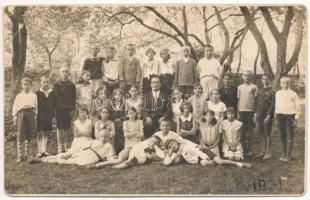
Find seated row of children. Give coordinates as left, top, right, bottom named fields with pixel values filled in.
left=30, top=107, right=250, bottom=169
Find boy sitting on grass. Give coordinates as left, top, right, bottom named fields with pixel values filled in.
left=112, top=135, right=165, bottom=169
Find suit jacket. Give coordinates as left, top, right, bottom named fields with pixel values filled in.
left=142, top=90, right=173, bottom=120
left=119, top=57, right=142, bottom=86
left=36, top=90, right=56, bottom=121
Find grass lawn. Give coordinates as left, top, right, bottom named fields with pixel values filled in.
left=4, top=125, right=305, bottom=196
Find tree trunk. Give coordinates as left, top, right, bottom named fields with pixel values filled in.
left=7, top=7, right=27, bottom=115
left=237, top=46, right=242, bottom=73
left=48, top=52, right=52, bottom=71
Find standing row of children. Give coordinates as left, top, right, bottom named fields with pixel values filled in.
left=12, top=43, right=300, bottom=164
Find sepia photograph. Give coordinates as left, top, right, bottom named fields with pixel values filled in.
left=2, top=2, right=307, bottom=196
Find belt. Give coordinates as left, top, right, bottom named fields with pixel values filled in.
left=84, top=146, right=105, bottom=162
left=200, top=75, right=219, bottom=79
left=18, top=107, right=35, bottom=113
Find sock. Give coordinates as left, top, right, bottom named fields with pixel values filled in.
left=237, top=162, right=243, bottom=168
left=57, top=130, right=64, bottom=153
left=37, top=132, right=42, bottom=153
left=17, top=141, right=22, bottom=159
left=24, top=140, right=29, bottom=157
left=42, top=136, right=48, bottom=153
left=63, top=130, right=69, bottom=150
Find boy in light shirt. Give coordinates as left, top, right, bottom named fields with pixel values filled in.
left=237, top=69, right=257, bottom=158
left=275, top=76, right=299, bottom=162
left=197, top=44, right=222, bottom=96
left=102, top=46, right=120, bottom=98
left=12, top=77, right=38, bottom=162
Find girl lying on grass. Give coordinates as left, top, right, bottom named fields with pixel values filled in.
left=110, top=135, right=165, bottom=169
left=163, top=138, right=251, bottom=168
left=29, top=130, right=115, bottom=166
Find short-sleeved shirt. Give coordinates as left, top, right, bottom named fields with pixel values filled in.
left=154, top=131, right=186, bottom=149
left=220, top=119, right=242, bottom=144
left=237, top=84, right=257, bottom=112
left=207, top=101, right=227, bottom=120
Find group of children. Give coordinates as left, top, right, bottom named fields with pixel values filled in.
left=12, top=43, right=300, bottom=168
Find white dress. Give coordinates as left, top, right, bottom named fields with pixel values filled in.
left=70, top=119, right=93, bottom=154
left=221, top=119, right=243, bottom=159
left=207, top=100, right=226, bottom=120
left=172, top=100, right=183, bottom=121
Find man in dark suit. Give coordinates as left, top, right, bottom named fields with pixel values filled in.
left=142, top=75, right=172, bottom=138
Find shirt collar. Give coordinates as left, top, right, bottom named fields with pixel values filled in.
left=180, top=114, right=193, bottom=122
left=40, top=88, right=52, bottom=95
left=183, top=57, right=189, bottom=63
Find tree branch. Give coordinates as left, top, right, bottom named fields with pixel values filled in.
left=182, top=6, right=188, bottom=39
left=145, top=6, right=186, bottom=41
left=281, top=7, right=294, bottom=39
left=4, top=7, right=14, bottom=21
left=111, top=11, right=184, bottom=46
left=206, top=6, right=234, bottom=23
left=50, top=36, right=61, bottom=54
left=214, top=6, right=230, bottom=56
left=259, top=7, right=280, bottom=41
left=188, top=34, right=205, bottom=46
left=284, top=9, right=304, bottom=73
left=240, top=6, right=274, bottom=77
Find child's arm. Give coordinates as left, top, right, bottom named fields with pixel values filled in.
left=138, top=120, right=144, bottom=138
left=232, top=128, right=242, bottom=149
left=110, top=122, right=116, bottom=139
left=163, top=152, right=179, bottom=165
left=221, top=130, right=233, bottom=149
left=182, top=119, right=198, bottom=136
left=154, top=145, right=165, bottom=160
left=94, top=122, right=100, bottom=140
left=176, top=118, right=183, bottom=136
left=73, top=122, right=79, bottom=137
left=123, top=121, right=136, bottom=138
left=12, top=94, right=20, bottom=126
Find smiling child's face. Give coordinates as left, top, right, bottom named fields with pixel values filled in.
left=79, top=110, right=88, bottom=119
left=160, top=121, right=170, bottom=134
left=168, top=141, right=180, bottom=153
